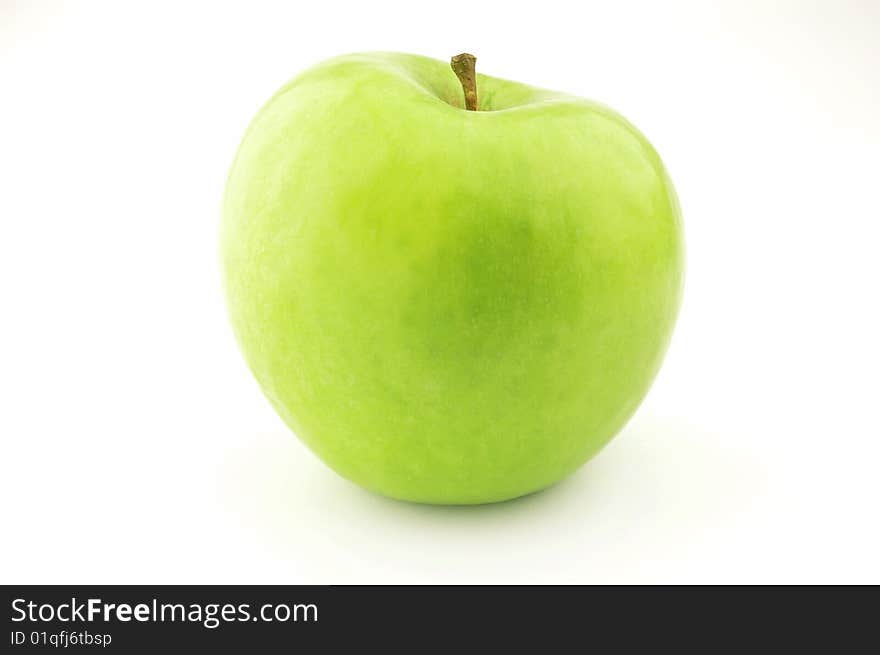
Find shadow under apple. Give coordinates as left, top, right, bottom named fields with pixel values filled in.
left=217, top=414, right=764, bottom=583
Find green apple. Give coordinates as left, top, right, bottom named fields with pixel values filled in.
left=221, top=52, right=684, bottom=504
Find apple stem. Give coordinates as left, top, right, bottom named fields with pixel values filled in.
left=451, top=53, right=478, bottom=111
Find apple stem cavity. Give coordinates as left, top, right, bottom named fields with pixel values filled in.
left=451, top=53, right=478, bottom=111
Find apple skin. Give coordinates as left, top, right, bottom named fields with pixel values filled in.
left=222, top=52, right=684, bottom=504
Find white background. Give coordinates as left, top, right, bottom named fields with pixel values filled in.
left=1, top=0, right=878, bottom=584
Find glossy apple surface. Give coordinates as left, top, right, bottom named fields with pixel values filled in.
left=222, top=52, right=684, bottom=504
